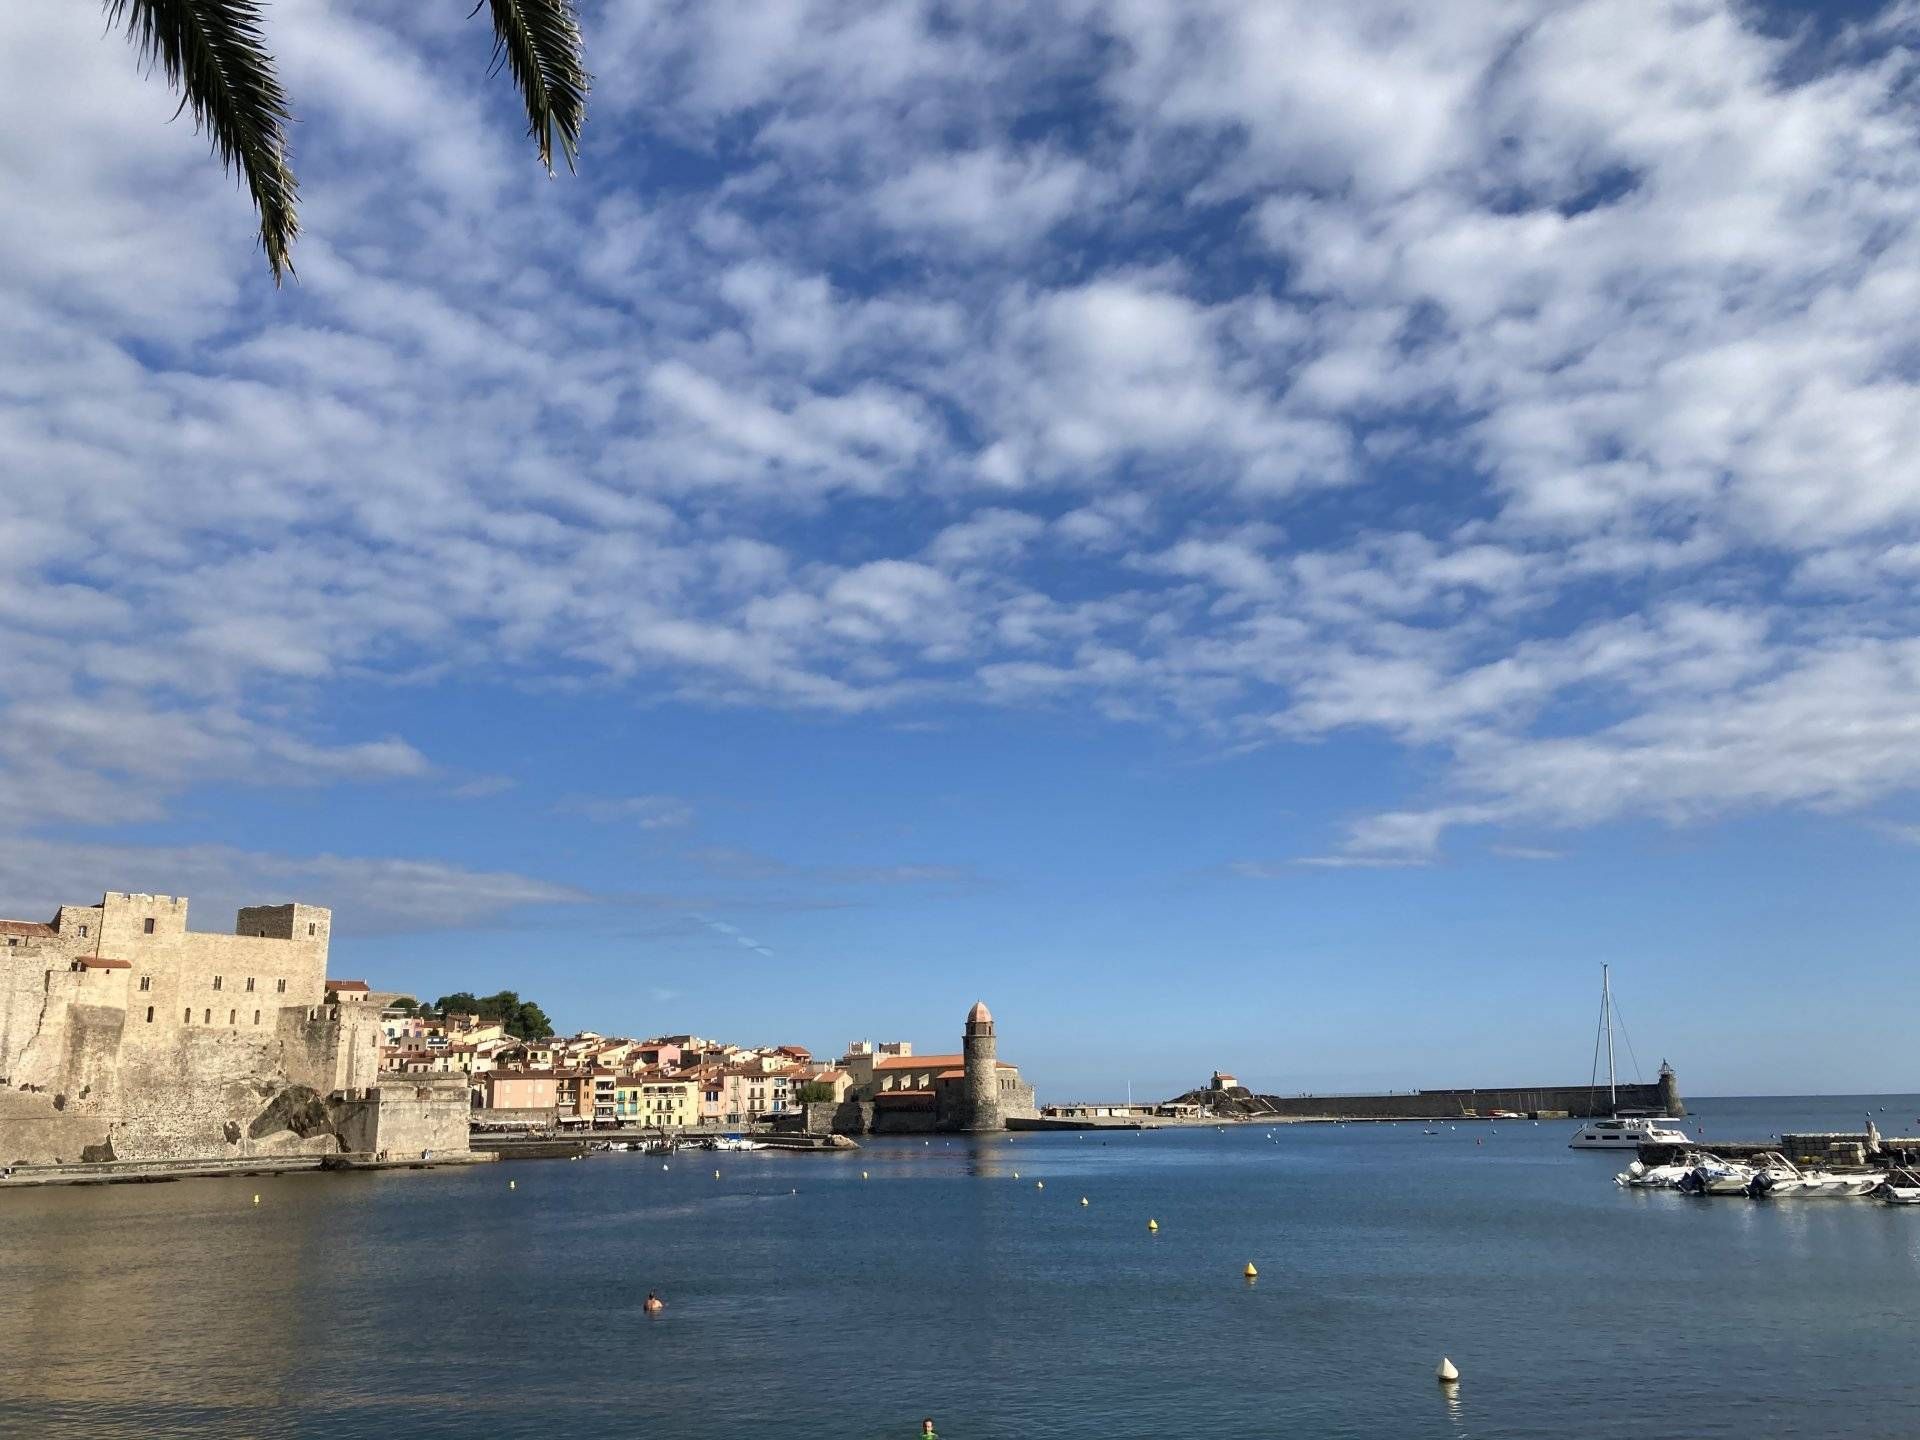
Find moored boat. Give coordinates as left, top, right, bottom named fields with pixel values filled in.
left=1568, top=965, right=1686, bottom=1149
left=1616, top=1156, right=1694, bottom=1189
left=1571, top=1114, right=1692, bottom=1149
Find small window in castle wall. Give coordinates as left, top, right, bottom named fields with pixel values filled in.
left=212, top=975, right=222, bottom=991
left=245, top=977, right=255, bottom=992
left=145, top=1006, right=154, bottom=1023
left=78, top=925, right=88, bottom=937
left=184, top=1008, right=192, bottom=1023
left=203, top=1008, right=211, bottom=1024
left=139, top=976, right=151, bottom=991
left=229, top=1009, right=236, bottom=1025
left=144, top=918, right=155, bottom=934
left=254, top=1010, right=261, bottom=1025
left=277, top=979, right=287, bottom=993
left=308, top=922, right=317, bottom=937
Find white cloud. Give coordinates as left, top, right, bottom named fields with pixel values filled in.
left=559, top=795, right=696, bottom=830
left=0, top=838, right=585, bottom=936
left=2, top=0, right=1920, bottom=878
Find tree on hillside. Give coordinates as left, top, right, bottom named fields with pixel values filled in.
left=102, top=0, right=589, bottom=282
left=432, top=989, right=553, bottom=1040
left=389, top=996, right=418, bottom=1014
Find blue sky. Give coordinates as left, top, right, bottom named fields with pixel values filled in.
left=3, top=1, right=1919, bottom=1098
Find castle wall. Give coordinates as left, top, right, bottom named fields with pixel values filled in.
left=332, top=1078, right=471, bottom=1157
left=0, top=892, right=377, bottom=1165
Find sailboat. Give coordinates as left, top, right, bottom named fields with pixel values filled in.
left=1568, top=964, right=1688, bottom=1150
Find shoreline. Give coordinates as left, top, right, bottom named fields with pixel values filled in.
left=0, top=1150, right=495, bottom=1189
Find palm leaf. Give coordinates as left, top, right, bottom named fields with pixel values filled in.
left=103, top=0, right=299, bottom=282
left=480, top=0, right=590, bottom=174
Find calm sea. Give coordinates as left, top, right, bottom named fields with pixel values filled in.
left=4, top=1094, right=1920, bottom=1438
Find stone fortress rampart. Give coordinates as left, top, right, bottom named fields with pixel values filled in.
left=0, top=891, right=462, bottom=1166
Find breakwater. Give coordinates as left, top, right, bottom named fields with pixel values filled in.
left=1189, top=1068, right=1683, bottom=1120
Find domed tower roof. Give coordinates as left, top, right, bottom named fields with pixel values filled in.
left=967, top=1000, right=992, bottom=1025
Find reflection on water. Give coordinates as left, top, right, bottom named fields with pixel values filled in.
left=5, top=1096, right=1920, bottom=1438
left=0, top=1179, right=330, bottom=1435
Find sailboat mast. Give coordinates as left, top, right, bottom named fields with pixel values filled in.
left=1603, top=963, right=1616, bottom=1109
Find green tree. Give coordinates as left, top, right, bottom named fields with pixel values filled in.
left=434, top=991, right=481, bottom=1017
left=389, top=996, right=418, bottom=1015
left=794, top=1082, right=838, bottom=1104
left=102, top=0, right=589, bottom=282
left=510, top=1001, right=554, bottom=1041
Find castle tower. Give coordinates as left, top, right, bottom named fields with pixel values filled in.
left=962, top=1000, right=1002, bottom=1132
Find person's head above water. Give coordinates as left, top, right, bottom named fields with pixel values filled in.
left=921, top=1420, right=936, bottom=1436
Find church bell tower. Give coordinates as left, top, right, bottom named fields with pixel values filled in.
left=962, top=1000, right=1002, bottom=1132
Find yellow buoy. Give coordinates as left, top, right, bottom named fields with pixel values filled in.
left=714, top=1169, right=721, bottom=1179
left=509, top=1179, right=516, bottom=1189
left=1147, top=1218, right=1159, bottom=1232
left=1080, top=1196, right=1089, bottom=1207
left=252, top=1194, right=260, bottom=1205
left=1244, top=1262, right=1258, bottom=1279
left=1013, top=1171, right=1020, bottom=1179
left=1036, top=1180, right=1044, bottom=1190
left=862, top=1171, right=869, bottom=1180
left=1437, top=1357, right=1460, bottom=1384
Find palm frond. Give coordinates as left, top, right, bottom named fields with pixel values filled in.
left=104, top=0, right=299, bottom=281
left=481, top=0, right=590, bottom=174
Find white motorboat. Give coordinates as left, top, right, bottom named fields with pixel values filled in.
left=702, top=1136, right=764, bottom=1152
left=1747, top=1154, right=1886, bottom=1199
left=1878, top=1170, right=1920, bottom=1205
left=1677, top=1157, right=1755, bottom=1195
left=1569, top=964, right=1688, bottom=1149
left=1615, top=1157, right=1694, bottom=1189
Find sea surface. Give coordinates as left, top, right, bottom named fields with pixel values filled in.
left=4, top=1094, right=1920, bottom=1438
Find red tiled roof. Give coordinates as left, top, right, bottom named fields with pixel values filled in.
left=872, top=1053, right=1018, bottom=1071
left=935, top=1069, right=964, bottom=1080
left=0, top=919, right=56, bottom=938
left=326, top=979, right=370, bottom=992
left=75, top=956, right=131, bottom=970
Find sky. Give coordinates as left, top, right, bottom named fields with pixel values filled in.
left=2, top=0, right=1918, bottom=1100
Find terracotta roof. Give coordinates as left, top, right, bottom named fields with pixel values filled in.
left=875, top=1053, right=964, bottom=1070
left=326, top=979, right=370, bottom=992
left=815, top=1069, right=849, bottom=1082
left=75, top=956, right=131, bottom=970
left=0, top=919, right=56, bottom=939
left=935, top=1069, right=964, bottom=1080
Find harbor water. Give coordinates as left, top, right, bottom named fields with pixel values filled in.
left=5, top=1094, right=1920, bottom=1438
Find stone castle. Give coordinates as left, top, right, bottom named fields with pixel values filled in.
left=0, top=891, right=464, bottom=1166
